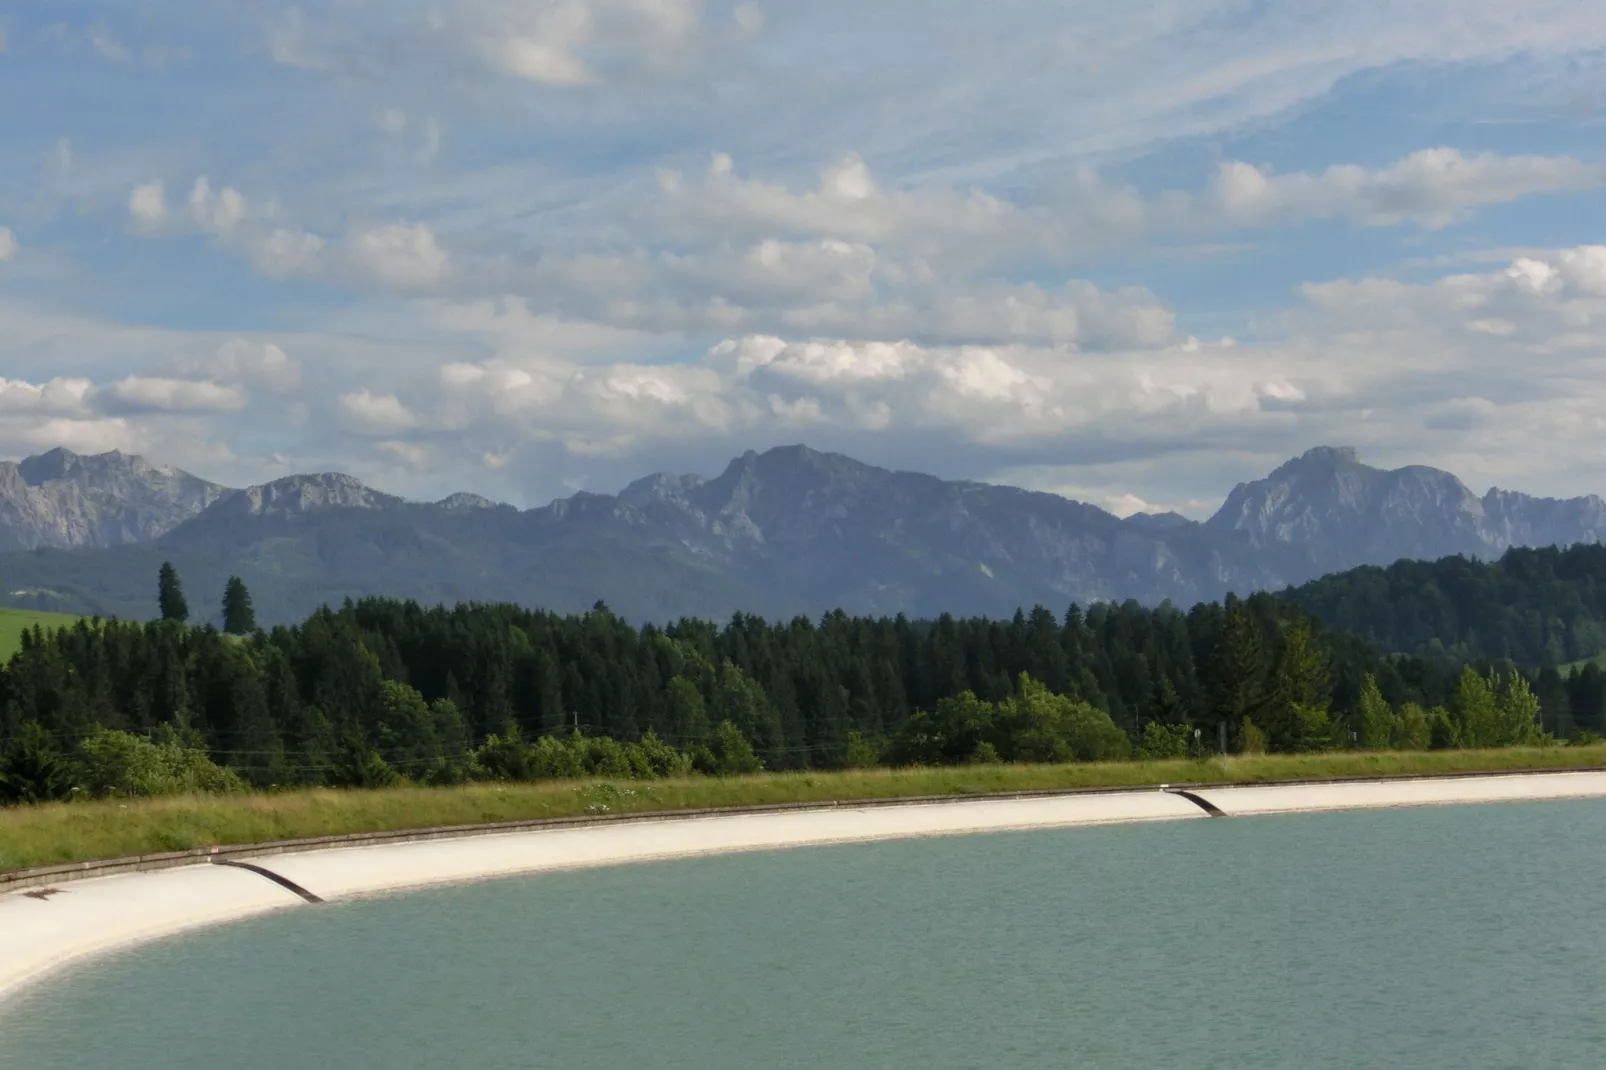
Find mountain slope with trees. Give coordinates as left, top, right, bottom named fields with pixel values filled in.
left=1283, top=543, right=1606, bottom=667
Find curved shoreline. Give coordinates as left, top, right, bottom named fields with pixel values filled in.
left=5, top=769, right=1606, bottom=1001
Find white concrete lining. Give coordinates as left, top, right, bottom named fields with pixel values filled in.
left=1194, top=770, right=1606, bottom=816
left=4, top=772, right=1606, bottom=1002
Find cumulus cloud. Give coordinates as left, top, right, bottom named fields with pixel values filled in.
left=125, top=177, right=468, bottom=293
left=1179, top=149, right=1605, bottom=230
left=89, top=24, right=131, bottom=64
left=655, top=148, right=1604, bottom=273
left=173, top=340, right=302, bottom=392
left=187, top=177, right=247, bottom=234
left=0, top=417, right=136, bottom=458
left=101, top=376, right=248, bottom=414
left=128, top=183, right=167, bottom=231
left=652, top=153, right=1135, bottom=267
left=117, top=139, right=1597, bottom=359
left=5, top=243, right=1606, bottom=515
left=340, top=389, right=419, bottom=433
left=252, top=228, right=327, bottom=279
left=468, top=0, right=706, bottom=84
left=345, top=222, right=450, bottom=289
left=0, top=376, right=93, bottom=415
left=276, top=240, right=1603, bottom=508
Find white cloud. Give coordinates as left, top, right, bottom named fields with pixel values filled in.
left=1180, top=149, right=1604, bottom=230
left=5, top=242, right=1606, bottom=514
left=187, top=177, right=248, bottom=234
left=0, top=227, right=15, bottom=262
left=128, top=183, right=167, bottom=230
left=103, top=377, right=248, bottom=414
left=340, top=389, right=419, bottom=433
left=186, top=340, right=302, bottom=392
left=252, top=227, right=327, bottom=279
left=377, top=439, right=429, bottom=468
left=468, top=0, right=707, bottom=85
left=655, top=148, right=1603, bottom=276
left=0, top=417, right=136, bottom=458
left=0, top=377, right=93, bottom=415
left=89, top=25, right=131, bottom=64
left=1559, top=247, right=1606, bottom=295
left=344, top=222, right=449, bottom=289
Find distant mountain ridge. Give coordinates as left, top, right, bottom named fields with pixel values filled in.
left=1, top=443, right=1603, bottom=625
left=1207, top=446, right=1606, bottom=571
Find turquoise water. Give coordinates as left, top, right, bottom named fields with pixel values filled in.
left=4, top=801, right=1606, bottom=1068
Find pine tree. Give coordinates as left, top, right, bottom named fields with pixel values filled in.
left=222, top=576, right=256, bottom=635
left=1450, top=667, right=1500, bottom=748
left=1267, top=613, right=1334, bottom=751
left=158, top=562, right=189, bottom=623
left=1209, top=599, right=1271, bottom=738
left=1355, top=673, right=1399, bottom=750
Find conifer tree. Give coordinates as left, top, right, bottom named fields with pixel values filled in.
left=1210, top=599, right=1271, bottom=737
left=222, top=576, right=256, bottom=635
left=1355, top=673, right=1398, bottom=750
left=157, top=562, right=189, bottom=623
left=1268, top=613, right=1334, bottom=750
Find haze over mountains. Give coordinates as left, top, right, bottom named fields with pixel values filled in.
left=2, top=444, right=1604, bottom=626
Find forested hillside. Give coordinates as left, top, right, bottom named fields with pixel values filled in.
left=0, top=560, right=1582, bottom=801
left=1284, top=544, right=1606, bottom=666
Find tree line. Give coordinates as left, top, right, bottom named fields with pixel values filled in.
left=0, top=563, right=1588, bottom=803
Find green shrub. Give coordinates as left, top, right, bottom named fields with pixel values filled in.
left=1137, top=722, right=1194, bottom=760
left=75, top=727, right=245, bottom=798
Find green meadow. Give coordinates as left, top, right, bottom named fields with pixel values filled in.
left=0, top=607, right=84, bottom=661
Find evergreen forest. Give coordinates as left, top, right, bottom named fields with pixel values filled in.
left=4, top=557, right=1597, bottom=803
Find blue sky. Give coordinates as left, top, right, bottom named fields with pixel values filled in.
left=1, top=1, right=1604, bottom=515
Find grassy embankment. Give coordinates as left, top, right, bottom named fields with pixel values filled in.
left=0, top=607, right=83, bottom=661
left=4, top=746, right=1605, bottom=874
left=1559, top=653, right=1606, bottom=675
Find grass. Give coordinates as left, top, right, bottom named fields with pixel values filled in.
left=4, top=746, right=1606, bottom=875
left=1558, top=652, right=1606, bottom=676
left=0, top=606, right=84, bottom=661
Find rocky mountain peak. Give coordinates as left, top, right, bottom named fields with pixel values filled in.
left=15, top=447, right=173, bottom=486
left=617, top=471, right=707, bottom=509
left=17, top=447, right=89, bottom=485
left=214, top=473, right=403, bottom=518
left=435, top=492, right=505, bottom=511
left=1285, top=445, right=1360, bottom=470
left=0, top=447, right=227, bottom=551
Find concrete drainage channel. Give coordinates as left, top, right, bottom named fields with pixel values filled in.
left=3, top=767, right=1605, bottom=896
left=198, top=785, right=1227, bottom=905
left=1162, top=787, right=1228, bottom=816
left=6, top=770, right=1606, bottom=1000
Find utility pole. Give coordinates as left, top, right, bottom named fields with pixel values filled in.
left=1218, top=720, right=1227, bottom=755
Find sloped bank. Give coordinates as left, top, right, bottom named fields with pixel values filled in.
left=5, top=770, right=1606, bottom=1000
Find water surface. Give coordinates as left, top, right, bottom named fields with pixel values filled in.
left=4, top=800, right=1605, bottom=1068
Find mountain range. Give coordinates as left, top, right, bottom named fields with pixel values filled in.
left=2, top=444, right=1603, bottom=626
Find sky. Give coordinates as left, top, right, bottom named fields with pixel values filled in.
left=1, top=1, right=1604, bottom=517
